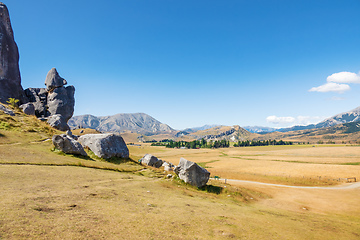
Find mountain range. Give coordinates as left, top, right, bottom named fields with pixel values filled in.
left=68, top=113, right=174, bottom=136
left=68, top=105, right=360, bottom=142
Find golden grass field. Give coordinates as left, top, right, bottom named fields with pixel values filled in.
left=129, top=144, right=360, bottom=186
left=1, top=109, right=360, bottom=239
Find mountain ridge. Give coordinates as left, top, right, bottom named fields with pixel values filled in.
left=68, top=113, right=174, bottom=136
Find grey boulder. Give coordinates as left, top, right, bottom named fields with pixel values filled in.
left=174, top=158, right=210, bottom=188
left=140, top=154, right=163, bottom=168
left=47, top=85, right=75, bottom=122
left=162, top=162, right=173, bottom=171
left=0, top=104, right=14, bottom=116
left=45, top=68, right=67, bottom=91
left=47, top=114, right=70, bottom=131
left=19, top=103, right=35, bottom=115
left=52, top=134, right=87, bottom=156
left=24, top=88, right=49, bottom=117
left=78, top=133, right=129, bottom=159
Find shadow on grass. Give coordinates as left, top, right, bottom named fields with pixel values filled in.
left=199, top=185, right=223, bottom=195
left=105, top=157, right=139, bottom=165
left=51, top=148, right=95, bottom=161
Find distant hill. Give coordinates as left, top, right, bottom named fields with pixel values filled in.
left=184, top=125, right=253, bottom=142
left=243, top=126, right=277, bottom=133
left=182, top=124, right=222, bottom=134
left=254, top=120, right=360, bottom=144
left=68, top=113, right=174, bottom=136
left=277, top=106, right=360, bottom=132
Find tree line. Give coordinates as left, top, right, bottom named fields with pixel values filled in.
left=152, top=139, right=230, bottom=149
left=151, top=139, right=293, bottom=149
left=233, top=139, right=293, bottom=147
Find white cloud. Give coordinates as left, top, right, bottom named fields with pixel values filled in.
left=266, top=115, right=325, bottom=126
left=308, top=82, right=350, bottom=93
left=327, top=71, right=360, bottom=83
left=266, top=116, right=295, bottom=124
left=309, top=71, right=360, bottom=94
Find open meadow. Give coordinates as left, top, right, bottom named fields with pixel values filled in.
left=1, top=111, right=360, bottom=239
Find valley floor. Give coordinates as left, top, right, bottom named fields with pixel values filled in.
left=1, top=164, right=359, bottom=240
left=1, top=120, right=360, bottom=239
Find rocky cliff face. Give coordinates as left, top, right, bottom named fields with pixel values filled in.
left=0, top=3, right=27, bottom=103
left=69, top=113, right=174, bottom=136
left=24, top=68, right=75, bottom=131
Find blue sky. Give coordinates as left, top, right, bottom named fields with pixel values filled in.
left=6, top=0, right=360, bottom=130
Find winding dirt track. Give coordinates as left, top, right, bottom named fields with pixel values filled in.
left=215, top=178, right=360, bottom=189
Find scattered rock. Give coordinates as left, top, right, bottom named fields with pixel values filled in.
left=78, top=133, right=129, bottom=159
left=19, top=103, right=35, bottom=115
left=162, top=162, right=173, bottom=171
left=0, top=3, right=28, bottom=104
left=166, top=174, right=173, bottom=179
left=47, top=114, right=70, bottom=131
left=52, top=134, right=87, bottom=156
left=140, top=154, right=163, bottom=168
left=0, top=104, right=14, bottom=116
left=174, top=158, right=210, bottom=188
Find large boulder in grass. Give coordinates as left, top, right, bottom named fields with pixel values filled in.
left=78, top=133, right=129, bottom=159
left=174, top=158, right=210, bottom=188
left=52, top=134, right=87, bottom=156
left=140, top=154, right=163, bottom=168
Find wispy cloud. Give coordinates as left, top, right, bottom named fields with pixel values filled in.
left=266, top=116, right=295, bottom=124
left=309, top=82, right=350, bottom=93
left=330, top=96, right=345, bottom=101
left=266, top=115, right=325, bottom=126
left=309, top=71, right=360, bottom=94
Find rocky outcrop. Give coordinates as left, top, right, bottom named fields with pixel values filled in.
left=19, top=103, right=35, bottom=116
left=24, top=68, right=75, bottom=131
left=45, top=68, right=67, bottom=91
left=52, top=134, right=87, bottom=156
left=78, top=133, right=129, bottom=159
left=174, top=158, right=210, bottom=188
left=47, top=114, right=70, bottom=131
left=140, top=154, right=163, bottom=168
left=24, top=88, right=49, bottom=117
left=0, top=3, right=27, bottom=104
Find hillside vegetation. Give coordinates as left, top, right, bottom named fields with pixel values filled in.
left=1, top=108, right=360, bottom=239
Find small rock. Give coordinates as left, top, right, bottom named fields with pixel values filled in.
left=0, top=104, right=15, bottom=116
left=140, top=154, right=162, bottom=168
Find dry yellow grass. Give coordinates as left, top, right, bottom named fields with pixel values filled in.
left=1, top=165, right=359, bottom=239
left=129, top=144, right=360, bottom=186
left=1, top=111, right=360, bottom=239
